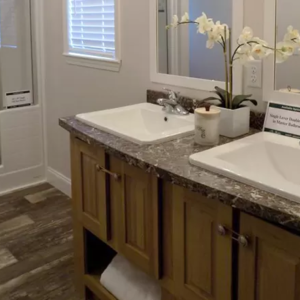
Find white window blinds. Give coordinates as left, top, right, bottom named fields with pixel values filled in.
left=67, top=0, right=116, bottom=59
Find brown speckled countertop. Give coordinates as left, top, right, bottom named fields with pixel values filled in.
left=59, top=116, right=300, bottom=234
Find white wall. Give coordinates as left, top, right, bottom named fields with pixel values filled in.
left=243, top=0, right=266, bottom=112
left=43, top=0, right=266, bottom=187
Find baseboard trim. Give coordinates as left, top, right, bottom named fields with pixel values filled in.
left=0, top=164, right=46, bottom=196
left=47, top=167, right=71, bottom=197
left=0, top=180, right=47, bottom=197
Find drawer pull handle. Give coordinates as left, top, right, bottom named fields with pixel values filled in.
left=217, top=224, right=250, bottom=247
left=96, top=165, right=121, bottom=181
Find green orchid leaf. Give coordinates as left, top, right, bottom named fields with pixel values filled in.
left=214, top=91, right=225, bottom=101
left=233, top=94, right=253, bottom=101
left=246, top=99, right=258, bottom=106
left=215, top=86, right=229, bottom=100
left=214, top=86, right=230, bottom=108
left=232, top=94, right=258, bottom=109
left=202, top=97, right=221, bottom=101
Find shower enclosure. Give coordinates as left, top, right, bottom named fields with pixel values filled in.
left=0, top=0, right=44, bottom=195
left=0, top=0, right=34, bottom=109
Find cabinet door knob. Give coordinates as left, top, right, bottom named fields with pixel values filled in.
left=238, top=235, right=249, bottom=248
left=217, top=225, right=250, bottom=247
left=217, top=225, right=227, bottom=236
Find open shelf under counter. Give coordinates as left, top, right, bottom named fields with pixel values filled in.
left=85, top=272, right=117, bottom=300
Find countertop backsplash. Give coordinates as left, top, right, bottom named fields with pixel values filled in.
left=147, top=90, right=266, bottom=131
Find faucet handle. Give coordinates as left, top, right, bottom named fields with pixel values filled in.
left=163, top=88, right=180, bottom=101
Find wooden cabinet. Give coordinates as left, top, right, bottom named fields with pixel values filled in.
left=71, top=137, right=111, bottom=242
left=172, top=185, right=232, bottom=300
left=118, top=163, right=160, bottom=279
left=239, top=213, right=300, bottom=300
left=70, top=136, right=300, bottom=300
left=71, top=136, right=160, bottom=279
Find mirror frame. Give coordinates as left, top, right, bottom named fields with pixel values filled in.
left=150, top=0, right=244, bottom=94
left=263, top=0, right=300, bottom=105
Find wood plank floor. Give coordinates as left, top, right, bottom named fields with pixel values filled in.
left=0, top=183, right=81, bottom=300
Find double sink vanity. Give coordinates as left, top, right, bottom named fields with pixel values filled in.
left=60, top=91, right=300, bottom=300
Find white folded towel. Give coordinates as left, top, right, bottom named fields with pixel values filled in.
left=100, top=254, right=161, bottom=300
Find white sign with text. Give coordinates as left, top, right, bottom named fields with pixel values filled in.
left=5, top=90, right=32, bottom=109
left=264, top=103, right=300, bottom=139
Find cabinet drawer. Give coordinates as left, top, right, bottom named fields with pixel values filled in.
left=71, top=137, right=111, bottom=242
left=118, top=163, right=160, bottom=279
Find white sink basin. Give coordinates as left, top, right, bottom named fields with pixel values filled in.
left=190, top=132, right=300, bottom=203
left=76, top=103, right=194, bottom=145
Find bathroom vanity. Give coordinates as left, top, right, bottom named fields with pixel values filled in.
left=60, top=112, right=300, bottom=300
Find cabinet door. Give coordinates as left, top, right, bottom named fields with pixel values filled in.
left=239, top=213, right=300, bottom=300
left=173, top=185, right=232, bottom=300
left=71, top=137, right=111, bottom=241
left=119, top=163, right=159, bottom=279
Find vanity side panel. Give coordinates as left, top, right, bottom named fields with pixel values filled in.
left=70, top=136, right=86, bottom=297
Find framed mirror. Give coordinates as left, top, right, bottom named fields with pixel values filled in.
left=150, top=0, right=244, bottom=93
left=264, top=0, right=300, bottom=105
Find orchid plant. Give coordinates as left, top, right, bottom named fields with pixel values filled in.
left=167, top=13, right=300, bottom=109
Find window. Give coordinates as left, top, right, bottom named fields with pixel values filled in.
left=0, top=0, right=17, bottom=48
left=64, top=0, right=121, bottom=71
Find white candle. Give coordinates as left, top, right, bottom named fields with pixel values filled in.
left=194, top=106, right=221, bottom=146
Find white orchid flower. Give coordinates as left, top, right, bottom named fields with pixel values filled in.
left=238, top=27, right=254, bottom=44
left=166, top=15, right=179, bottom=29
left=196, top=13, right=214, bottom=34
left=276, top=51, right=290, bottom=63
left=276, top=42, right=295, bottom=63
left=171, top=15, right=179, bottom=27
left=252, top=37, right=268, bottom=46
left=206, top=31, right=216, bottom=49
left=252, top=44, right=272, bottom=59
left=236, top=44, right=255, bottom=64
left=205, top=22, right=229, bottom=49
left=284, top=26, right=300, bottom=44
left=181, top=12, right=189, bottom=23
left=214, top=21, right=230, bottom=41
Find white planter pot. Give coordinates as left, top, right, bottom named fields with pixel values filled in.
left=219, top=107, right=250, bottom=138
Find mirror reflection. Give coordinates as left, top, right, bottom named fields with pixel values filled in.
left=275, top=0, right=300, bottom=93
left=157, top=0, right=232, bottom=81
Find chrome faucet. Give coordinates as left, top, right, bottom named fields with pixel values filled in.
left=157, top=88, right=189, bottom=116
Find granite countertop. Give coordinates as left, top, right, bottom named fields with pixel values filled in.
left=59, top=116, right=300, bottom=233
